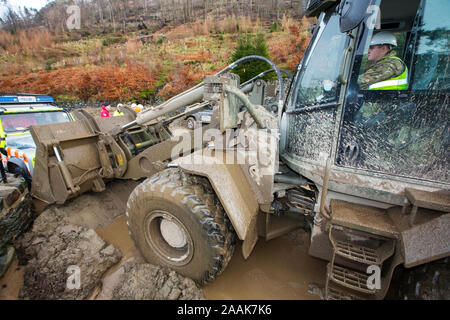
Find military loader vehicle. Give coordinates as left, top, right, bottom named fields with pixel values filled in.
left=29, top=0, right=449, bottom=300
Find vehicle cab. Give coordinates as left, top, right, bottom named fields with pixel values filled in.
left=282, top=0, right=448, bottom=207
left=0, top=95, right=72, bottom=180
left=279, top=0, right=449, bottom=298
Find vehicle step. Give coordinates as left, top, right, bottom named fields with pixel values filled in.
left=329, top=226, right=395, bottom=265
left=330, top=200, right=399, bottom=239
left=327, top=263, right=376, bottom=295
left=325, top=283, right=365, bottom=300
left=334, top=240, right=380, bottom=265
left=404, top=188, right=450, bottom=212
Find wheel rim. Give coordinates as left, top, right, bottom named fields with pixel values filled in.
left=187, top=118, right=195, bottom=129
left=144, top=210, right=194, bottom=266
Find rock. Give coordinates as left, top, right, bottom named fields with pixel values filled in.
left=96, top=258, right=131, bottom=300
left=15, top=207, right=122, bottom=300
left=100, top=245, right=116, bottom=257
left=0, top=174, right=33, bottom=277
left=10, top=179, right=204, bottom=300
left=110, top=261, right=204, bottom=300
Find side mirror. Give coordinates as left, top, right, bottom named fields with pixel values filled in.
left=338, top=0, right=372, bottom=33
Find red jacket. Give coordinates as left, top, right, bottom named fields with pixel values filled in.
left=100, top=105, right=110, bottom=117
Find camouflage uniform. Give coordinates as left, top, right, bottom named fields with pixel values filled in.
left=360, top=51, right=405, bottom=90
left=356, top=51, right=407, bottom=120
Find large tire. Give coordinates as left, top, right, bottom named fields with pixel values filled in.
left=126, top=168, right=236, bottom=285
left=387, top=258, right=450, bottom=300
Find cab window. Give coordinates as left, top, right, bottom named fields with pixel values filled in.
left=284, top=10, right=349, bottom=162
left=410, top=0, right=450, bottom=90
left=337, top=0, right=449, bottom=183
left=291, top=13, right=348, bottom=107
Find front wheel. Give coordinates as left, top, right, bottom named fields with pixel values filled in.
left=126, top=168, right=236, bottom=285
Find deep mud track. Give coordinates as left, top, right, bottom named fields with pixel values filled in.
left=0, top=179, right=326, bottom=300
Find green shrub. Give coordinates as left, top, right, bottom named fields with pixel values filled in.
left=137, top=88, right=155, bottom=100
left=230, top=33, right=272, bottom=83
left=45, top=60, right=53, bottom=71
left=102, top=36, right=126, bottom=47
left=270, top=21, right=280, bottom=33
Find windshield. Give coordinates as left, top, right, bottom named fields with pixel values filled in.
left=5, top=134, right=35, bottom=150
left=411, top=0, right=449, bottom=90
left=0, top=111, right=71, bottom=133
left=291, top=12, right=348, bottom=108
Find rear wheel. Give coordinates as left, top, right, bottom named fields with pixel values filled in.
left=186, top=117, right=196, bottom=130
left=126, top=168, right=235, bottom=285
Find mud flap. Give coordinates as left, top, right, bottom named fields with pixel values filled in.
left=242, top=214, right=258, bottom=259
left=177, top=150, right=260, bottom=259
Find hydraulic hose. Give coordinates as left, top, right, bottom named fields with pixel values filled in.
left=224, top=85, right=266, bottom=129
left=217, top=55, right=284, bottom=117
left=122, top=55, right=284, bottom=130
left=240, top=68, right=293, bottom=88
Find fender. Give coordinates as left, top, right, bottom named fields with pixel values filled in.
left=401, top=212, right=450, bottom=268
left=7, top=157, right=33, bottom=188
left=176, top=150, right=260, bottom=260
left=7, top=156, right=32, bottom=176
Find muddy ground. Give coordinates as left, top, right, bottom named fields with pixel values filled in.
left=0, top=177, right=327, bottom=300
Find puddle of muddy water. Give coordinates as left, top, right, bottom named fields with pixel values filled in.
left=97, top=216, right=327, bottom=300
left=0, top=258, right=24, bottom=300
left=203, top=229, right=327, bottom=300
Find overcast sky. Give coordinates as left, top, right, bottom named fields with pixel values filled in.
left=0, top=0, right=48, bottom=19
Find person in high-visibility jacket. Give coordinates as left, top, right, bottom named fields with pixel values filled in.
left=0, top=119, right=8, bottom=183
left=113, top=104, right=124, bottom=117
left=361, top=31, right=408, bottom=90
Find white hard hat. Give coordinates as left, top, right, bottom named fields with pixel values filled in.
left=370, top=31, right=397, bottom=47
left=117, top=103, right=123, bottom=108
left=131, top=103, right=137, bottom=108
left=137, top=104, right=143, bottom=109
